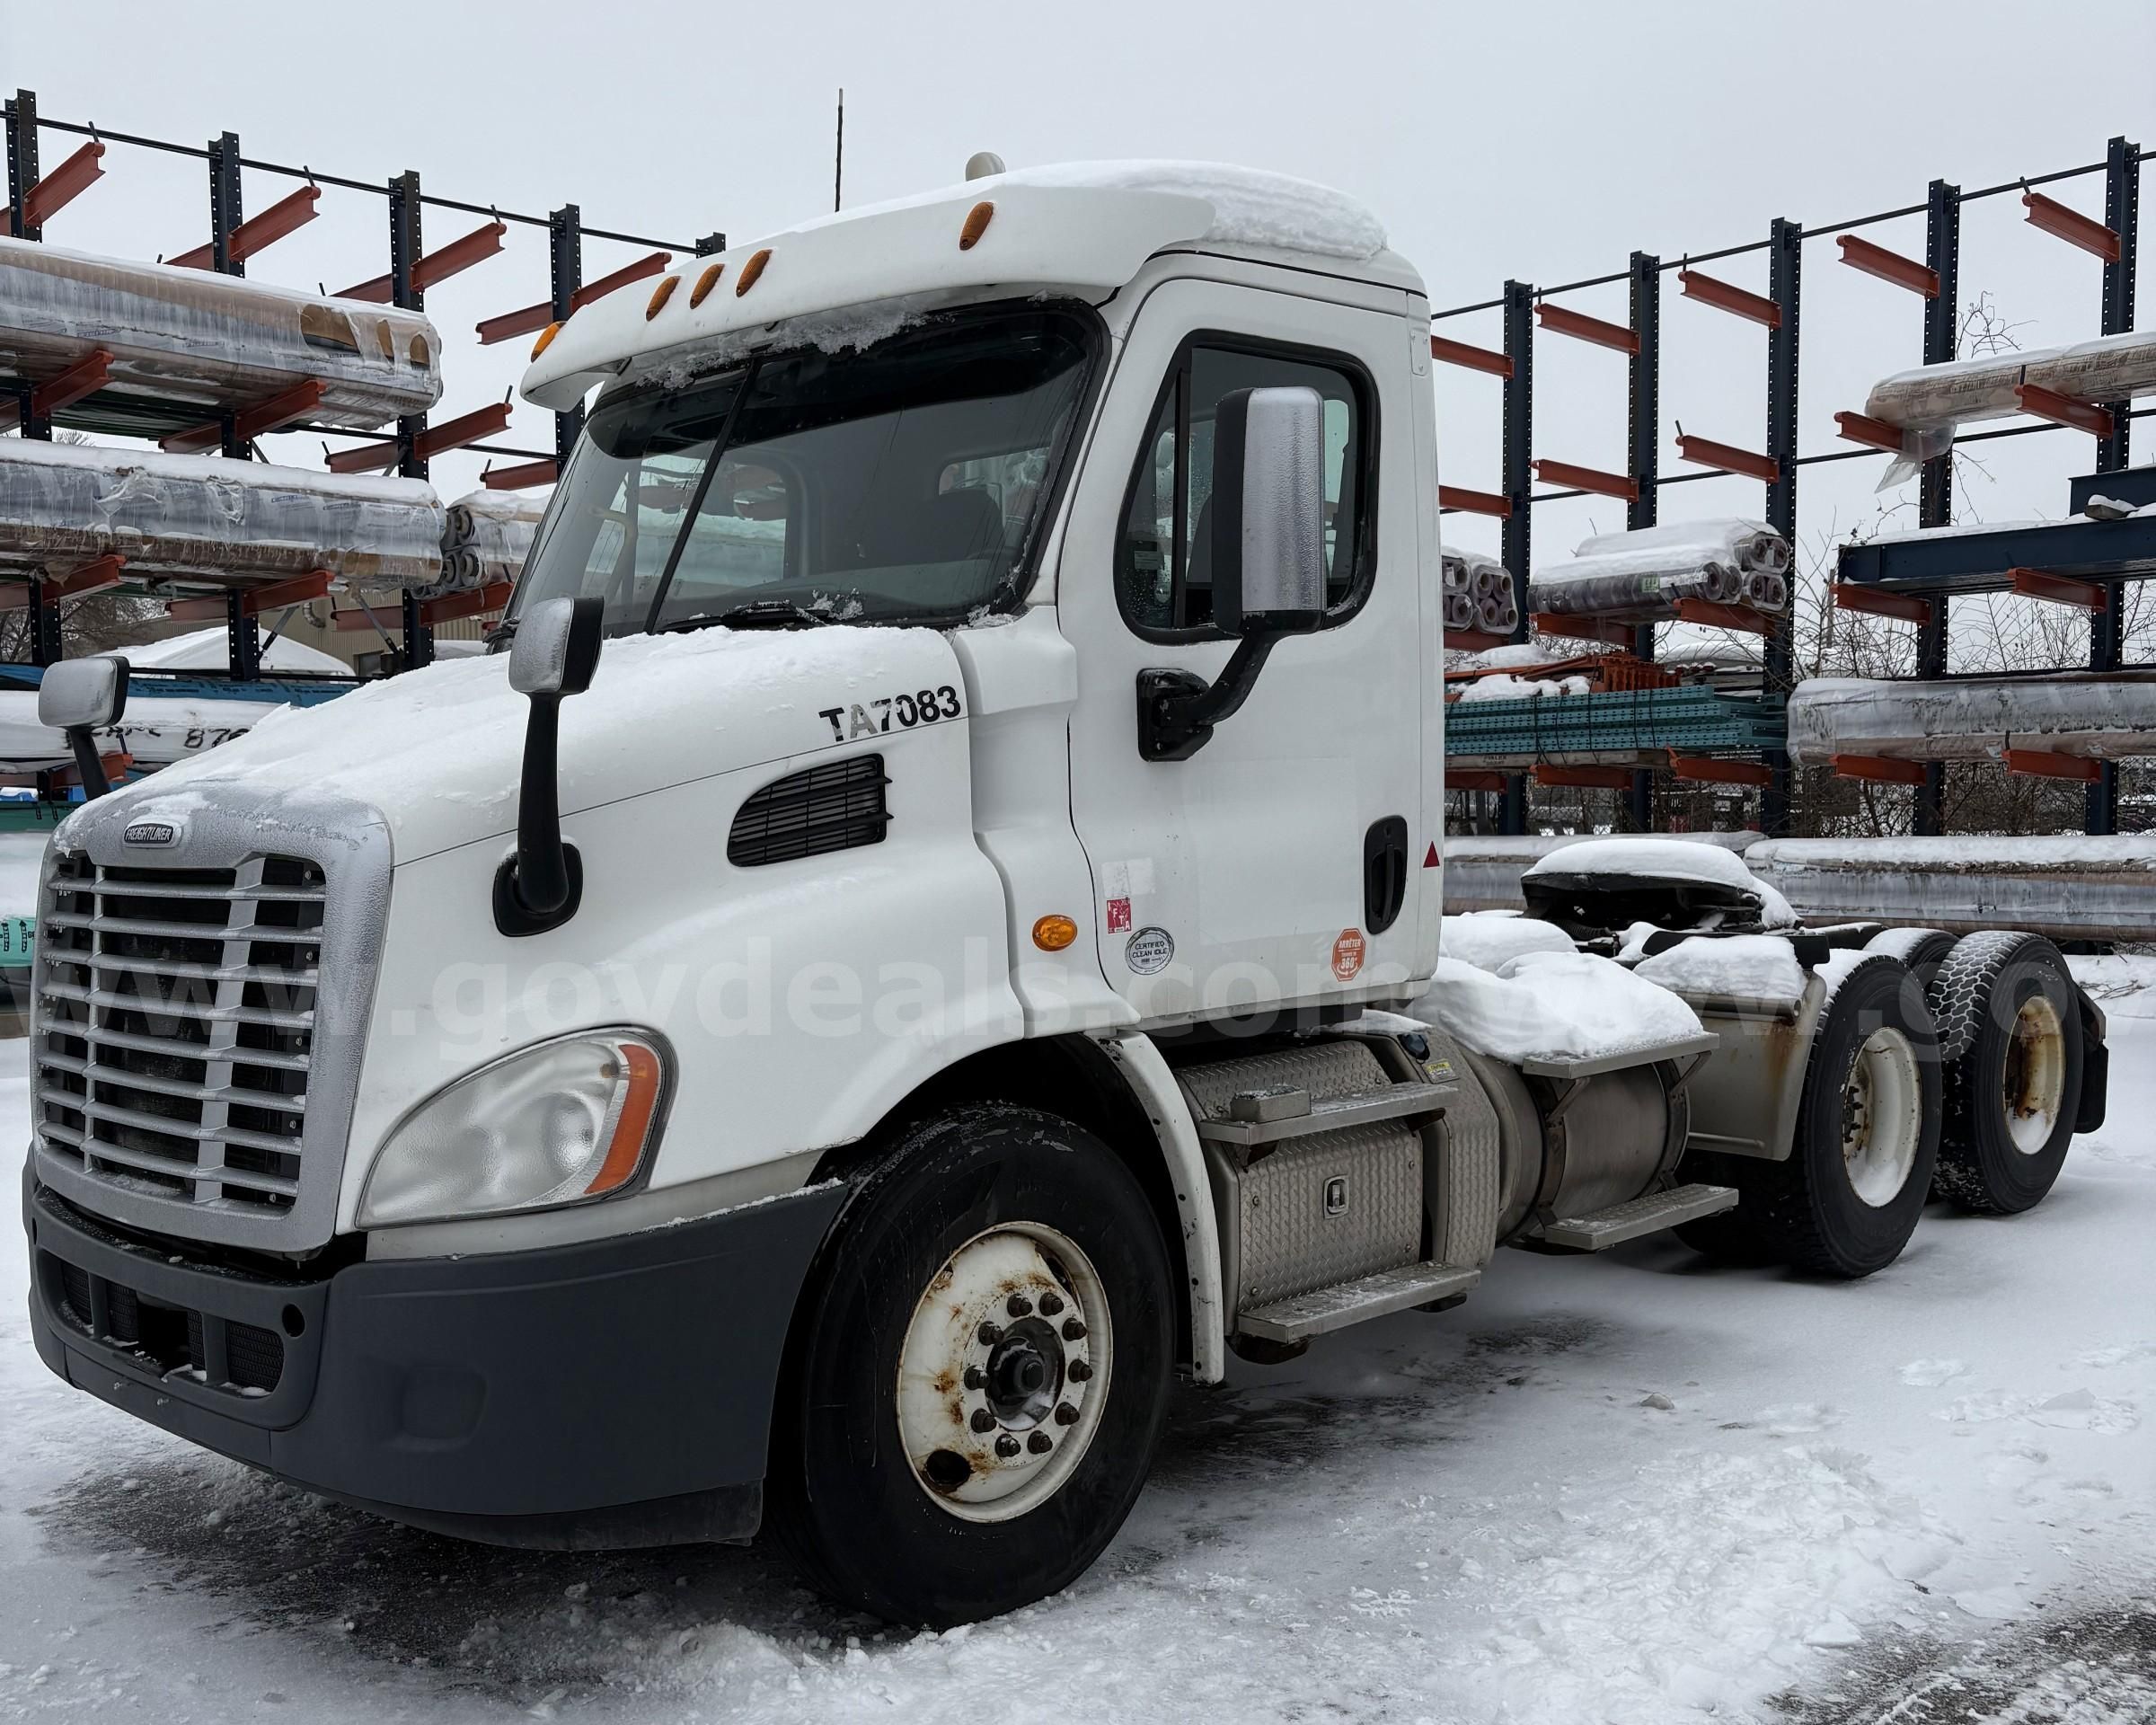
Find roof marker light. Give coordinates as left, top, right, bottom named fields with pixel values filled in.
left=530, top=320, right=562, bottom=360
left=960, top=201, right=994, bottom=251
left=646, top=274, right=679, bottom=320
left=689, top=261, right=725, bottom=307
left=736, top=248, right=772, bottom=296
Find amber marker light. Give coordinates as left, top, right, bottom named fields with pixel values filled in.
left=530, top=320, right=563, bottom=360
left=1032, top=914, right=1079, bottom=951
left=584, top=1041, right=665, bottom=1198
left=736, top=248, right=773, bottom=296
left=960, top=201, right=994, bottom=251
left=646, top=275, right=680, bottom=320
left=690, top=261, right=726, bottom=307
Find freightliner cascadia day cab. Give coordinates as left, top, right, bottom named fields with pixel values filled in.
left=22, top=162, right=2107, bottom=1624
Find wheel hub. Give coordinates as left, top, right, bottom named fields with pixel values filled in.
left=2002, top=995, right=2065, bottom=1154
left=896, top=1225, right=1109, bottom=1523
left=1841, top=1026, right=1922, bottom=1208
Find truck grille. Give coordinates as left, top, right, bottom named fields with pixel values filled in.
left=34, top=852, right=326, bottom=1217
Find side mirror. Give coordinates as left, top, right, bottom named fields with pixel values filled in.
left=1136, top=385, right=1328, bottom=763
left=1210, top=385, right=1328, bottom=638
left=39, top=656, right=130, bottom=798
left=496, top=597, right=603, bottom=935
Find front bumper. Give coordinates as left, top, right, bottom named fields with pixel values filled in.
left=23, top=1169, right=844, bottom=1549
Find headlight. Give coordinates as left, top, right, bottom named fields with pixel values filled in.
left=358, top=1030, right=668, bottom=1228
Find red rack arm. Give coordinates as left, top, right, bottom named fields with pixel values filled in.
left=1447, top=770, right=1511, bottom=793
left=1428, top=334, right=1514, bottom=378
left=1835, top=234, right=1938, bottom=297
left=420, top=581, right=516, bottom=625
left=21, top=139, right=104, bottom=230
left=571, top=252, right=670, bottom=311
left=1533, top=302, right=1639, bottom=354
left=1830, top=582, right=1934, bottom=624
left=162, top=379, right=327, bottom=454
left=2004, top=748, right=2102, bottom=783
left=1437, top=483, right=1511, bottom=518
left=476, top=299, right=552, bottom=346
left=0, top=555, right=127, bottom=611
left=1833, top=410, right=1907, bottom=455
left=2010, top=566, right=2108, bottom=611
left=1676, top=267, right=1781, bottom=329
left=1667, top=752, right=1772, bottom=787
left=2014, top=383, right=2113, bottom=438
left=1533, top=764, right=1637, bottom=790
left=1533, top=613, right=1636, bottom=648
left=1670, top=597, right=1776, bottom=636
left=173, top=183, right=323, bottom=270
left=1675, top=432, right=1780, bottom=483
left=413, top=220, right=508, bottom=291
left=26, top=348, right=111, bottom=420
left=1443, top=628, right=1514, bottom=653
left=414, top=401, right=513, bottom=461
left=484, top=457, right=559, bottom=491
left=324, top=440, right=401, bottom=475
left=1831, top=754, right=1929, bottom=786
left=165, top=570, right=334, bottom=622
left=2021, top=190, right=2121, bottom=262
left=1532, top=458, right=1638, bottom=502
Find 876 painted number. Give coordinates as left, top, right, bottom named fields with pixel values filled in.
left=819, top=685, right=962, bottom=742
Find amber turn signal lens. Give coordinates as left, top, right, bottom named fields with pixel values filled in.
left=646, top=275, right=680, bottom=320
left=690, top=261, right=726, bottom=307
left=584, top=1041, right=664, bottom=1198
left=959, top=200, right=994, bottom=251
left=1032, top=914, right=1079, bottom=951
left=735, top=248, right=773, bottom=296
left=530, top=320, right=563, bottom=360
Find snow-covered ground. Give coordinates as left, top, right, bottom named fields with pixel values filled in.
left=3, top=964, right=2152, bottom=1723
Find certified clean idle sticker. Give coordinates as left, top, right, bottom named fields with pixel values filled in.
left=1125, top=926, right=1174, bottom=975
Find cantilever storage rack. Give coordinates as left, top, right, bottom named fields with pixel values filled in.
left=2, top=87, right=720, bottom=679
left=1434, top=135, right=2149, bottom=838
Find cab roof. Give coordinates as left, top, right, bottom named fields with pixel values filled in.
left=520, top=160, right=1414, bottom=411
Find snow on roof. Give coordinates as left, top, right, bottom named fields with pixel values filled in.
left=524, top=161, right=1402, bottom=411
left=1410, top=951, right=1704, bottom=1066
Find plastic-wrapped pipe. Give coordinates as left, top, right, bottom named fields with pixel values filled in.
left=0, top=236, right=443, bottom=429
left=1864, top=328, right=2156, bottom=435
left=0, top=438, right=442, bottom=586
left=1785, top=672, right=2156, bottom=766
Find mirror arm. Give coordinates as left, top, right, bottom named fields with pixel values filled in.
left=66, top=727, right=112, bottom=800
left=492, top=692, right=583, bottom=936
left=1135, top=632, right=1284, bottom=763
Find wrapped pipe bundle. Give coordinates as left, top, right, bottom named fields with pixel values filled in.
left=1529, top=518, right=1787, bottom=620
left=1785, top=672, right=2156, bottom=767
left=0, top=237, right=443, bottom=429
left=0, top=438, right=442, bottom=587
left=1864, top=329, right=2156, bottom=436
left=1441, top=544, right=1518, bottom=635
left=417, top=488, right=551, bottom=597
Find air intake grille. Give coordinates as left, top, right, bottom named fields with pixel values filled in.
left=728, top=755, right=890, bottom=867
left=34, top=852, right=324, bottom=1217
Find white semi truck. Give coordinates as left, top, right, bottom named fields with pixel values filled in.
left=22, top=162, right=2106, bottom=1625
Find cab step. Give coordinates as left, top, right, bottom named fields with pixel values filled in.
left=1522, top=1182, right=1738, bottom=1253
left=1193, top=1081, right=1453, bottom=1149
left=1236, top=1261, right=1482, bottom=1343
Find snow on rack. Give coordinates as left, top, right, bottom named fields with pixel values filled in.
left=1409, top=951, right=1704, bottom=1066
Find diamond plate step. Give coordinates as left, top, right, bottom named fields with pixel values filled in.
left=1530, top=1181, right=1738, bottom=1252
left=1236, top=1261, right=1481, bottom=1343
left=1194, top=1082, right=1454, bottom=1148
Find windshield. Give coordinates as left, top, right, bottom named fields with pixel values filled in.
left=510, top=306, right=1098, bottom=635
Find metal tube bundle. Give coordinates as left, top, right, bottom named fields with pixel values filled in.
left=1786, top=672, right=2156, bottom=766
left=1865, top=328, right=2156, bottom=436
left=0, top=438, right=442, bottom=587
left=0, top=236, right=444, bottom=429
left=1442, top=544, right=1518, bottom=635
left=416, top=489, right=551, bottom=597
left=1528, top=518, right=1789, bottom=621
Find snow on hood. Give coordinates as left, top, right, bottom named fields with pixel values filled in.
left=91, top=624, right=964, bottom=867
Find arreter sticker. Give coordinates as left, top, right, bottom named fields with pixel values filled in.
left=1331, top=927, right=1365, bottom=981
left=1126, top=926, right=1175, bottom=975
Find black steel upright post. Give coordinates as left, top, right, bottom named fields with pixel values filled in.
left=1763, top=218, right=1801, bottom=838
left=1627, top=252, right=1660, bottom=832
left=1914, top=178, right=1960, bottom=836
left=548, top=204, right=584, bottom=469
left=1499, top=280, right=1535, bottom=836
left=391, top=171, right=433, bottom=671
left=207, top=131, right=259, bottom=678
left=2085, top=137, right=2139, bottom=836
left=6, top=91, right=45, bottom=441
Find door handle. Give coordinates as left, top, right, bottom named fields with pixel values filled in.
left=1364, top=815, right=1409, bottom=935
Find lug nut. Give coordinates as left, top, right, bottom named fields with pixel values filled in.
left=964, top=1366, right=987, bottom=1390
left=1006, top=1293, right=1033, bottom=1318
left=1061, top=1318, right=1087, bottom=1341
left=1055, top=1402, right=1079, bottom=1426
left=970, top=1408, right=997, bottom=1434
left=1067, top=1359, right=1093, bottom=1384
left=994, top=1435, right=1021, bottom=1458
left=1027, top=1430, right=1053, bottom=1455
left=976, top=1321, right=1003, bottom=1347
left=1038, top=1291, right=1065, bottom=1316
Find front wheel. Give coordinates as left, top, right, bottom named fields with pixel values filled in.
left=766, top=1106, right=1174, bottom=1625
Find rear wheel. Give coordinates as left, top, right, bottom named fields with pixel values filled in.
left=1724, top=956, right=1941, bottom=1278
left=766, top=1106, right=1174, bottom=1625
left=1927, top=933, right=2082, bottom=1215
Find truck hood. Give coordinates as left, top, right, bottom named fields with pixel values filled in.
left=80, top=624, right=968, bottom=865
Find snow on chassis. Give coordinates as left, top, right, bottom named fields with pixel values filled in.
left=19, top=162, right=2107, bottom=1628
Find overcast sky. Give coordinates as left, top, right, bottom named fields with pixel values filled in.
left=4, top=0, right=2152, bottom=588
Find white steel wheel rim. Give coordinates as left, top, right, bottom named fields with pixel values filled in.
left=2003, top=995, right=2066, bottom=1154
left=1842, top=1026, right=1922, bottom=1208
left=896, top=1223, right=1110, bottom=1525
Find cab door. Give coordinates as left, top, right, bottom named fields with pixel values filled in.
left=1059, top=277, right=1428, bottom=1026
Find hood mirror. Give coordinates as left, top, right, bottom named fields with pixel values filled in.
left=39, top=656, right=130, bottom=798
left=496, top=597, right=603, bottom=936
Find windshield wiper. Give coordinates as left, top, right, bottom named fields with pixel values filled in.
left=660, top=597, right=840, bottom=633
